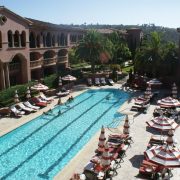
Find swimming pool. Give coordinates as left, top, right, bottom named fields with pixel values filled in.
left=0, top=88, right=129, bottom=180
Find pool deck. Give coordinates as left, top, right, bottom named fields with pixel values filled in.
left=0, top=84, right=180, bottom=180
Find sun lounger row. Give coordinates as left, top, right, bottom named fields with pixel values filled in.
left=87, top=78, right=114, bottom=86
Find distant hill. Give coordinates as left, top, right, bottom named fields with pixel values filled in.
left=64, top=23, right=179, bottom=45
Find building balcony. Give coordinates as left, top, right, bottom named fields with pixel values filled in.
left=57, top=56, right=68, bottom=64
left=43, top=58, right=57, bottom=67
left=30, top=59, right=42, bottom=69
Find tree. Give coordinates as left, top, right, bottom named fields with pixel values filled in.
left=75, top=30, right=112, bottom=73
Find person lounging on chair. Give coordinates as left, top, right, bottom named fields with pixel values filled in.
left=0, top=107, right=11, bottom=117
left=29, top=97, right=47, bottom=107
left=10, top=105, right=25, bottom=117
left=23, top=101, right=40, bottom=110
left=16, top=102, right=37, bottom=113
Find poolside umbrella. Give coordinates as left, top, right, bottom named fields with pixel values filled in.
left=157, top=97, right=180, bottom=108
left=14, top=90, right=19, bottom=103
left=172, top=83, right=178, bottom=99
left=31, top=83, right=49, bottom=91
left=144, top=130, right=180, bottom=168
left=26, top=87, right=31, bottom=100
left=97, top=126, right=106, bottom=153
left=146, top=116, right=179, bottom=132
left=123, top=115, right=130, bottom=135
left=101, top=142, right=111, bottom=168
left=144, top=84, right=152, bottom=100
left=147, top=78, right=162, bottom=87
left=58, top=76, right=62, bottom=87
left=62, top=74, right=77, bottom=89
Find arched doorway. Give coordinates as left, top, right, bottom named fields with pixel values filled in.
left=9, top=54, right=29, bottom=86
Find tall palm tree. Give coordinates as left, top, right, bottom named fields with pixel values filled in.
left=75, top=30, right=112, bottom=73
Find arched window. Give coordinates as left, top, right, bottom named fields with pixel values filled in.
left=36, top=34, right=40, bottom=48
left=8, top=30, right=13, bottom=47
left=14, top=30, right=20, bottom=47
left=46, top=32, right=51, bottom=47
left=21, top=31, right=26, bottom=47
left=60, top=33, right=65, bottom=46
left=0, top=31, right=2, bottom=48
left=29, top=31, right=36, bottom=48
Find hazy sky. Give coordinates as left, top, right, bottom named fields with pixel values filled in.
left=0, top=0, right=180, bottom=28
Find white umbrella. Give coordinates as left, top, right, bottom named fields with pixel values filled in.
left=31, top=83, right=49, bottom=91
left=59, top=76, right=62, bottom=87
left=157, top=97, right=180, bottom=108
left=123, top=115, right=130, bottom=135
left=101, top=143, right=111, bottom=168
left=144, top=130, right=180, bottom=168
left=146, top=116, right=179, bottom=132
left=26, top=87, right=31, bottom=99
left=14, top=90, right=19, bottom=103
left=147, top=78, right=162, bottom=85
left=144, top=84, right=152, bottom=100
left=97, top=126, right=106, bottom=153
left=62, top=74, right=77, bottom=81
left=172, top=83, right=177, bottom=99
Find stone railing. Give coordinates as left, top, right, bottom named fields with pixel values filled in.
left=57, top=56, right=68, bottom=64
left=30, top=59, right=42, bottom=69
left=43, top=58, right=57, bottom=66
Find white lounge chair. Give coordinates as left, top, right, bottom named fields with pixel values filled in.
left=108, top=79, right=114, bottom=85
left=100, top=78, right=106, bottom=85
left=87, top=78, right=93, bottom=86
left=10, top=106, right=25, bottom=117
left=39, top=92, right=54, bottom=101
left=16, top=102, right=36, bottom=113
left=24, top=101, right=40, bottom=110
left=95, top=78, right=100, bottom=86
left=56, top=90, right=70, bottom=97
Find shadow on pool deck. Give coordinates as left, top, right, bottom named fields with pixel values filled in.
left=129, top=154, right=144, bottom=169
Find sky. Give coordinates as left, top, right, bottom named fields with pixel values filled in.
left=0, top=0, right=180, bottom=28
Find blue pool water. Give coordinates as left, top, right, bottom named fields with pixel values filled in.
left=0, top=89, right=130, bottom=180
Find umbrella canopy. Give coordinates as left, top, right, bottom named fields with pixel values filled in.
left=123, top=115, right=130, bottom=134
left=100, top=142, right=111, bottom=168
left=31, top=83, right=49, bottom=91
left=146, top=116, right=179, bottom=131
left=97, top=126, right=106, bottom=153
left=26, top=87, right=31, bottom=99
left=58, top=76, right=62, bottom=86
left=172, top=83, right=178, bottom=99
left=144, top=130, right=180, bottom=168
left=147, top=78, right=162, bottom=86
left=144, top=84, right=152, bottom=100
left=157, top=97, right=180, bottom=108
left=14, top=90, right=19, bottom=103
left=62, top=75, right=77, bottom=81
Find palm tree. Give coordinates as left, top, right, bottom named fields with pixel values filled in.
left=75, top=30, right=112, bottom=73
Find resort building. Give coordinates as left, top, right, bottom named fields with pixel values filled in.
left=0, top=6, right=85, bottom=90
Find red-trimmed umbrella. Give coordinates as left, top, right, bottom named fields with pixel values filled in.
left=147, top=78, right=162, bottom=86
left=62, top=74, right=77, bottom=81
left=97, top=126, right=106, bottom=153
left=144, top=130, right=180, bottom=168
left=31, top=83, right=49, bottom=91
left=123, top=115, right=130, bottom=135
left=100, top=142, right=111, bottom=168
left=172, top=83, right=178, bottom=99
left=26, top=87, right=31, bottom=100
left=14, top=90, right=19, bottom=103
left=144, top=84, right=152, bottom=100
left=58, top=76, right=62, bottom=87
left=157, top=97, right=180, bottom=108
left=146, top=116, right=179, bottom=132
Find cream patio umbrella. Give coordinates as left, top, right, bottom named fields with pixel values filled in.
left=157, top=97, right=180, bottom=108
left=100, top=142, right=111, bottom=168
left=26, top=87, right=31, bottom=100
left=62, top=74, right=77, bottom=89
